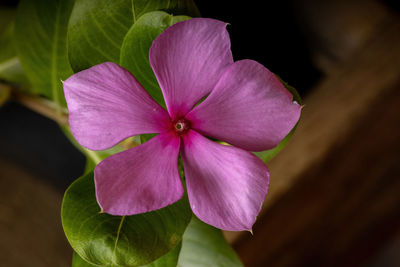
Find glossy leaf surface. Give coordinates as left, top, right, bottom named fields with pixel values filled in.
left=72, top=252, right=96, bottom=267
left=121, top=11, right=190, bottom=107
left=15, top=0, right=74, bottom=106
left=144, top=242, right=182, bottom=267
left=72, top=244, right=182, bottom=267
left=68, top=0, right=199, bottom=72
left=178, top=217, right=243, bottom=267
left=62, top=172, right=191, bottom=267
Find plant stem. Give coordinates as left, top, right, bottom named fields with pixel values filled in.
left=1, top=83, right=68, bottom=125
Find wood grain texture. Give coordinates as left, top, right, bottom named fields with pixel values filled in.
left=234, top=79, right=400, bottom=266
left=225, top=3, right=400, bottom=245
left=230, top=5, right=400, bottom=266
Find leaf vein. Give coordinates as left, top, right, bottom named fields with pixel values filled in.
left=112, top=216, right=126, bottom=266
left=88, top=9, right=121, bottom=50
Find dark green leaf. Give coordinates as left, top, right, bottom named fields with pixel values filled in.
left=62, top=172, right=191, bottom=267
left=68, top=0, right=199, bottom=72
left=14, top=0, right=74, bottom=107
left=0, top=7, right=15, bottom=34
left=0, top=22, right=29, bottom=86
left=0, top=7, right=30, bottom=87
left=0, top=22, right=15, bottom=63
left=178, top=217, right=243, bottom=267
left=120, top=11, right=190, bottom=107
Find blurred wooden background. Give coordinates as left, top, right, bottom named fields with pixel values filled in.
left=1, top=0, right=399, bottom=266
left=228, top=0, right=400, bottom=266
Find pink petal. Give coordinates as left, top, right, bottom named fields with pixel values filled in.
left=63, top=62, right=170, bottom=150
left=95, top=132, right=183, bottom=215
left=181, top=130, right=269, bottom=231
left=149, top=18, right=233, bottom=119
left=186, top=60, right=301, bottom=152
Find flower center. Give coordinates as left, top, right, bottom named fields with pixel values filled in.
left=173, top=118, right=190, bottom=135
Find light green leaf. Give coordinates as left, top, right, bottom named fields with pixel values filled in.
left=255, top=77, right=302, bottom=162
left=120, top=11, right=190, bottom=107
left=62, top=172, right=192, bottom=267
left=68, top=0, right=199, bottom=72
left=14, top=0, right=74, bottom=107
left=178, top=217, right=243, bottom=267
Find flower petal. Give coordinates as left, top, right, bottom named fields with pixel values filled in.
left=95, top=132, right=183, bottom=215
left=186, top=60, right=301, bottom=152
left=181, top=130, right=269, bottom=231
left=149, top=18, right=233, bottom=119
left=63, top=62, right=170, bottom=150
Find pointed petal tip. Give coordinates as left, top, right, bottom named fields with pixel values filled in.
left=182, top=131, right=269, bottom=232
left=187, top=60, right=302, bottom=151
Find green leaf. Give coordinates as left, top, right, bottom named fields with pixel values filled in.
left=14, top=0, right=74, bottom=107
left=62, top=172, right=192, bottom=267
left=73, top=242, right=181, bottom=267
left=0, top=7, right=16, bottom=38
left=120, top=11, right=190, bottom=107
left=60, top=125, right=129, bottom=175
left=178, top=217, right=243, bottom=267
left=255, top=77, right=302, bottom=162
left=142, top=242, right=182, bottom=267
left=72, top=252, right=97, bottom=267
left=0, top=23, right=28, bottom=86
left=0, top=22, right=15, bottom=64
left=68, top=0, right=200, bottom=72
left=0, top=57, right=30, bottom=88
left=0, top=7, right=30, bottom=87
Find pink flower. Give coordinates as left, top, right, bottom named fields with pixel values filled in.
left=63, top=18, right=301, bottom=231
